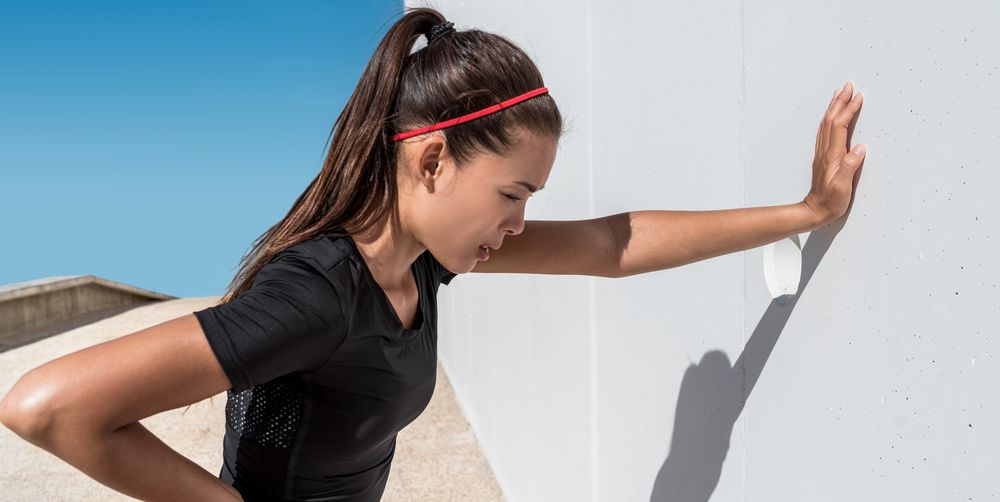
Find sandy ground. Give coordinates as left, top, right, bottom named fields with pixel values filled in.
left=0, top=297, right=505, bottom=501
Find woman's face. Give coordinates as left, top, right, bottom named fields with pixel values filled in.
left=402, top=128, right=558, bottom=274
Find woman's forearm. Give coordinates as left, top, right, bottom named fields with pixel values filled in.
left=23, top=420, right=241, bottom=501
left=613, top=203, right=821, bottom=277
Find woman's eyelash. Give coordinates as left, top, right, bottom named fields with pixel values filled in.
left=501, top=193, right=522, bottom=201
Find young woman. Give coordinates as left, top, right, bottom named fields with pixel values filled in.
left=0, top=6, right=866, bottom=502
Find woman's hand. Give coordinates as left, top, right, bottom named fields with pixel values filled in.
left=802, top=81, right=867, bottom=226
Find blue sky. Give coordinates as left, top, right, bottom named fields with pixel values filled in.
left=0, top=0, right=403, bottom=298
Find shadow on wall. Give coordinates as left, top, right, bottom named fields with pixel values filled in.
left=648, top=198, right=858, bottom=501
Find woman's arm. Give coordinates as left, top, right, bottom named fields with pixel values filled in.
left=0, top=314, right=242, bottom=501
left=468, top=205, right=818, bottom=278
left=618, top=81, right=866, bottom=278
left=9, top=419, right=242, bottom=501
left=606, top=203, right=821, bottom=277
left=472, top=81, right=867, bottom=279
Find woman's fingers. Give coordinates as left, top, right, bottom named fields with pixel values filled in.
left=817, top=87, right=841, bottom=157
left=821, top=81, right=852, bottom=153
left=827, top=84, right=846, bottom=115
left=830, top=90, right=864, bottom=155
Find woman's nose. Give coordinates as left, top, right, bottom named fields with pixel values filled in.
left=503, top=209, right=526, bottom=236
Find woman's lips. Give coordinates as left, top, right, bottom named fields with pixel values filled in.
left=478, top=245, right=490, bottom=261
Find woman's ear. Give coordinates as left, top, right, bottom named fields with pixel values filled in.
left=415, top=135, right=447, bottom=193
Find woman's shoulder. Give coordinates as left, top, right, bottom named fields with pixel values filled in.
left=248, top=232, right=358, bottom=308
left=274, top=231, right=356, bottom=273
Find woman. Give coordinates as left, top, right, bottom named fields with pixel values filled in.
left=0, top=6, right=866, bottom=501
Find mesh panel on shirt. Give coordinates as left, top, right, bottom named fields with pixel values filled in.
left=225, top=379, right=303, bottom=449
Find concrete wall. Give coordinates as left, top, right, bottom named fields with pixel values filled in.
left=410, top=0, right=999, bottom=500
left=0, top=276, right=175, bottom=353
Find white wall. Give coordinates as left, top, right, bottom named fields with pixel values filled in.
left=411, top=1, right=1000, bottom=500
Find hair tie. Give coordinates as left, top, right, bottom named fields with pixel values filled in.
left=426, top=21, right=455, bottom=45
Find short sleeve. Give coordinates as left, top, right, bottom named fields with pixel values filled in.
left=193, top=254, right=348, bottom=392
left=425, top=250, right=458, bottom=286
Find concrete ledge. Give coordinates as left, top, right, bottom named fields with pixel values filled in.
left=0, top=276, right=176, bottom=353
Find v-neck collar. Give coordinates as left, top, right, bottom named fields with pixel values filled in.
left=345, top=234, right=425, bottom=334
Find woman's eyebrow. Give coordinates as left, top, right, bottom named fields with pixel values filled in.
left=514, top=181, right=545, bottom=193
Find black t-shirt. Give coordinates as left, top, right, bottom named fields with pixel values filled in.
left=192, top=231, right=457, bottom=501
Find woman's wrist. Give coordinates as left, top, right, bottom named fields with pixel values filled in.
left=799, top=197, right=831, bottom=231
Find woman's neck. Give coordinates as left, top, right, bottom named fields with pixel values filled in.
left=348, top=217, right=424, bottom=290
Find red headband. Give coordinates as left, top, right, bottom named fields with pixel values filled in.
left=391, top=86, right=550, bottom=142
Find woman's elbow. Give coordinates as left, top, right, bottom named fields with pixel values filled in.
left=0, top=370, right=63, bottom=444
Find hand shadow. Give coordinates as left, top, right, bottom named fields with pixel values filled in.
left=648, top=164, right=865, bottom=501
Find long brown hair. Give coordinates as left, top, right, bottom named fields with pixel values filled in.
left=218, top=6, right=565, bottom=305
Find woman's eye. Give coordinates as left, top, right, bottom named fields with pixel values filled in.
left=501, top=193, right=522, bottom=202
